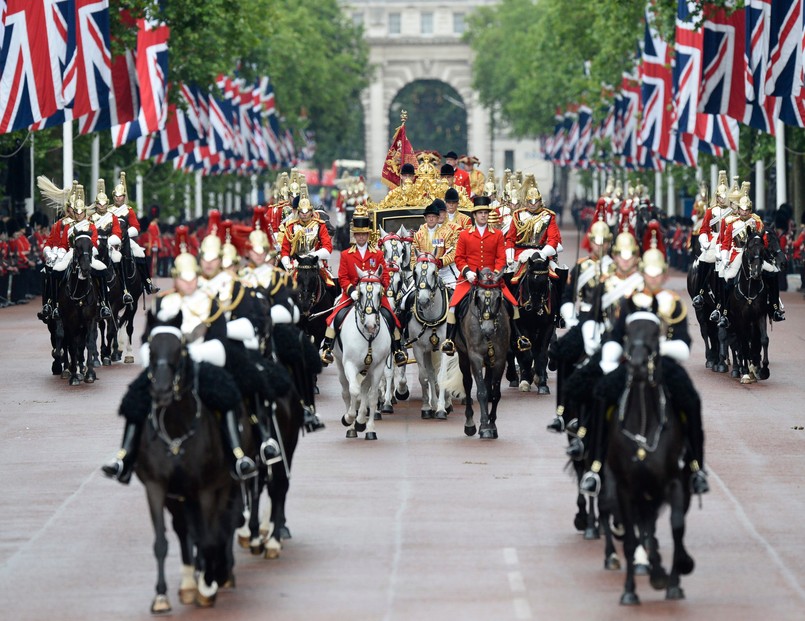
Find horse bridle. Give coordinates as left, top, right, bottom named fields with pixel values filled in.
left=520, top=259, right=550, bottom=314
left=472, top=280, right=503, bottom=366
left=737, top=236, right=765, bottom=302
left=353, top=276, right=384, bottom=366
left=619, top=315, right=667, bottom=454
left=146, top=327, right=202, bottom=457
left=380, top=233, right=411, bottom=269
left=407, top=255, right=448, bottom=349
left=296, top=261, right=323, bottom=315
left=68, top=233, right=93, bottom=303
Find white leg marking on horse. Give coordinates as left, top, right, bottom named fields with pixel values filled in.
left=711, top=469, right=805, bottom=602
left=197, top=579, right=218, bottom=598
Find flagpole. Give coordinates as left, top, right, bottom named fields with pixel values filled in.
left=136, top=173, right=144, bottom=218
left=28, top=134, right=34, bottom=217
left=729, top=150, right=738, bottom=182
left=666, top=171, right=675, bottom=217
left=710, top=164, right=718, bottom=194
left=195, top=170, right=203, bottom=218
left=654, top=171, right=662, bottom=212
left=184, top=182, right=191, bottom=221
left=755, top=159, right=765, bottom=213
left=775, top=119, right=786, bottom=208
left=91, top=135, right=100, bottom=192
left=63, top=122, right=74, bottom=190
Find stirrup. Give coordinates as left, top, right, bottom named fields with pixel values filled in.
left=440, top=339, right=456, bottom=356
left=516, top=336, right=531, bottom=352
left=101, top=458, right=132, bottom=484
left=717, top=314, right=729, bottom=328
left=146, top=279, right=160, bottom=294
left=38, top=304, right=52, bottom=322
left=691, top=470, right=710, bottom=495
left=320, top=348, right=334, bottom=366
left=99, top=304, right=112, bottom=319
left=393, top=349, right=408, bottom=367
left=773, top=309, right=785, bottom=322
left=52, top=306, right=60, bottom=319
left=234, top=456, right=258, bottom=480
left=259, top=439, right=282, bottom=466
left=123, top=292, right=134, bottom=304
left=708, top=309, right=720, bottom=323
left=546, top=416, right=565, bottom=433
left=303, top=406, right=326, bottom=433
left=691, top=294, right=703, bottom=309
left=579, top=471, right=601, bottom=497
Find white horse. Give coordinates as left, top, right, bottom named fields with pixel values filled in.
left=378, top=263, right=409, bottom=417
left=335, top=268, right=393, bottom=440
left=379, top=225, right=413, bottom=284
left=407, top=252, right=451, bottom=419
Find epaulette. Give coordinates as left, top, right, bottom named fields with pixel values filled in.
left=656, top=290, right=687, bottom=326
left=347, top=245, right=357, bottom=254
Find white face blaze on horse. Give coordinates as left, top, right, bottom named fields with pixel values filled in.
left=414, top=253, right=441, bottom=310
left=355, top=267, right=384, bottom=335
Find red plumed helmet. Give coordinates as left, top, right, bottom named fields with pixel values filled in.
left=642, top=220, right=666, bottom=255
left=174, top=225, right=190, bottom=257
left=252, top=206, right=267, bottom=232
left=207, top=210, right=222, bottom=238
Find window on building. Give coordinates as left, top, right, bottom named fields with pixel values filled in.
left=453, top=13, right=466, bottom=34
left=504, top=150, right=515, bottom=172
left=389, top=12, right=401, bottom=35
left=421, top=12, right=434, bottom=35
left=352, top=12, right=364, bottom=28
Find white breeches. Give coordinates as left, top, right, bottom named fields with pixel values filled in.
left=130, top=239, right=146, bottom=258
left=53, top=248, right=108, bottom=273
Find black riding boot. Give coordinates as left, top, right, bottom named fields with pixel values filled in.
left=222, top=409, right=257, bottom=480
left=441, top=319, right=459, bottom=355
left=717, top=279, right=733, bottom=327
left=552, top=267, right=569, bottom=327
left=579, top=401, right=609, bottom=496
left=38, top=269, right=53, bottom=322
left=692, top=261, right=713, bottom=309
left=251, top=401, right=282, bottom=466
left=102, top=420, right=142, bottom=484
left=137, top=257, right=159, bottom=294
left=94, top=273, right=112, bottom=318
left=381, top=306, right=407, bottom=367
left=115, top=262, right=133, bottom=304
left=765, top=273, right=785, bottom=321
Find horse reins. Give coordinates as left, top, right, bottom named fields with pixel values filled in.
left=406, top=255, right=448, bottom=350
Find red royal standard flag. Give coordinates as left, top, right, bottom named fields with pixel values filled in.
left=381, top=120, right=416, bottom=189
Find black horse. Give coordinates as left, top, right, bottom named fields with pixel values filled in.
left=135, top=319, right=246, bottom=612
left=686, top=258, right=727, bottom=372
left=57, top=234, right=98, bottom=386
left=605, top=315, right=693, bottom=605
left=724, top=231, right=770, bottom=383
left=91, top=235, right=124, bottom=367
left=508, top=255, right=557, bottom=394
left=114, top=228, right=144, bottom=364
left=454, top=268, right=510, bottom=439
left=295, top=254, right=335, bottom=351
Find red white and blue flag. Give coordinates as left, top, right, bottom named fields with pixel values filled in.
left=72, top=0, right=111, bottom=117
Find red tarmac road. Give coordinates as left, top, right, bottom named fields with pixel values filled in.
left=1, top=227, right=804, bottom=620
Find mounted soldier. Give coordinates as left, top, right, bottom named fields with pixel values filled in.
left=102, top=250, right=258, bottom=484
left=560, top=220, right=614, bottom=330
left=279, top=192, right=337, bottom=297
left=580, top=248, right=709, bottom=497
left=51, top=187, right=113, bottom=320
left=38, top=180, right=77, bottom=322
left=719, top=183, right=785, bottom=324
left=440, top=195, right=531, bottom=356
left=111, top=172, right=159, bottom=295
left=692, top=170, right=729, bottom=313
left=319, top=206, right=408, bottom=368
left=504, top=178, right=567, bottom=302
left=90, top=179, right=130, bottom=302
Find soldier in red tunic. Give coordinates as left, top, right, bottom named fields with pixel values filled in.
left=441, top=196, right=531, bottom=355
left=319, top=207, right=407, bottom=368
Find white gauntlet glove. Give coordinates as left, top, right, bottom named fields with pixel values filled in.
left=560, top=302, right=578, bottom=329
left=280, top=256, right=292, bottom=271
left=600, top=341, right=624, bottom=374
left=350, top=289, right=359, bottom=301
left=187, top=339, right=226, bottom=367
left=659, top=338, right=690, bottom=362
left=465, top=270, right=477, bottom=284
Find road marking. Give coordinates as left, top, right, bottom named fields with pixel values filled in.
left=383, top=476, right=410, bottom=621
left=713, top=469, right=805, bottom=602
left=502, top=548, right=531, bottom=619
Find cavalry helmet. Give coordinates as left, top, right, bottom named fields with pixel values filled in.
left=588, top=220, right=612, bottom=245
left=640, top=248, right=667, bottom=277
left=172, top=252, right=199, bottom=281
left=612, top=232, right=639, bottom=259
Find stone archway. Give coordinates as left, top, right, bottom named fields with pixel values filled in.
left=388, top=80, right=467, bottom=157
left=362, top=45, right=489, bottom=186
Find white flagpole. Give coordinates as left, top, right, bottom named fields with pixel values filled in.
left=775, top=119, right=786, bottom=208
left=27, top=133, right=35, bottom=217
left=654, top=171, right=663, bottom=211
left=136, top=173, right=144, bottom=218
left=195, top=171, right=203, bottom=218
left=729, top=150, right=738, bottom=181
left=91, top=135, right=100, bottom=192
left=755, top=159, right=765, bottom=213
left=63, top=122, right=73, bottom=190
left=710, top=163, right=718, bottom=194
left=666, top=171, right=675, bottom=217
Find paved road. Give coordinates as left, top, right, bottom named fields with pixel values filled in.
left=1, top=229, right=804, bottom=621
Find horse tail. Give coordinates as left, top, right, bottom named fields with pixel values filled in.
left=438, top=353, right=465, bottom=399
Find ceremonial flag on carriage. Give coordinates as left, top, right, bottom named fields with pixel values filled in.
left=381, top=117, right=416, bottom=189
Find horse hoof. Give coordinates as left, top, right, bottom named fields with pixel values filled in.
left=421, top=410, right=434, bottom=419
left=705, top=360, right=714, bottom=369
left=381, top=404, right=394, bottom=414
left=264, top=537, right=282, bottom=559
left=509, top=380, right=519, bottom=388
left=758, top=367, right=770, bottom=380
left=150, top=594, right=172, bottom=614
left=61, top=369, right=71, bottom=380
left=250, top=541, right=264, bottom=556
left=650, top=568, right=669, bottom=590
left=374, top=411, right=382, bottom=420
left=111, top=352, right=122, bottom=362
left=124, top=355, right=134, bottom=364
left=731, top=369, right=742, bottom=379
left=435, top=410, right=448, bottom=420
left=91, top=357, right=101, bottom=368
left=278, top=525, right=292, bottom=540
left=604, top=554, right=621, bottom=571
left=341, top=415, right=351, bottom=427
left=519, top=380, right=531, bottom=392
left=479, top=428, right=496, bottom=439
left=178, top=587, right=197, bottom=606
left=464, top=425, right=477, bottom=437
left=84, top=374, right=95, bottom=384
left=194, top=591, right=217, bottom=608
left=222, top=575, right=236, bottom=589
left=620, top=592, right=640, bottom=606
left=574, top=513, right=587, bottom=532
left=714, top=363, right=728, bottom=373
left=102, top=357, right=111, bottom=366
left=740, top=374, right=753, bottom=384
left=634, top=563, right=649, bottom=576
left=394, top=388, right=409, bottom=401
left=365, top=432, right=378, bottom=440
left=446, top=404, right=453, bottom=414
left=51, top=362, right=62, bottom=375
left=237, top=534, right=250, bottom=549
left=666, top=586, right=685, bottom=600
left=69, top=376, right=81, bottom=386
left=346, top=429, right=358, bottom=439
left=354, top=420, right=367, bottom=432
left=584, top=526, right=600, bottom=540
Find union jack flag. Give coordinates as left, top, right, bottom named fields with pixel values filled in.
left=0, top=0, right=66, bottom=133
left=79, top=49, right=137, bottom=134
left=765, top=0, right=802, bottom=97
left=574, top=105, right=592, bottom=168
left=549, top=109, right=565, bottom=164
left=639, top=7, right=673, bottom=160
left=72, top=0, right=111, bottom=117
left=619, top=71, right=641, bottom=165
left=135, top=16, right=169, bottom=134
left=561, top=107, right=579, bottom=167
